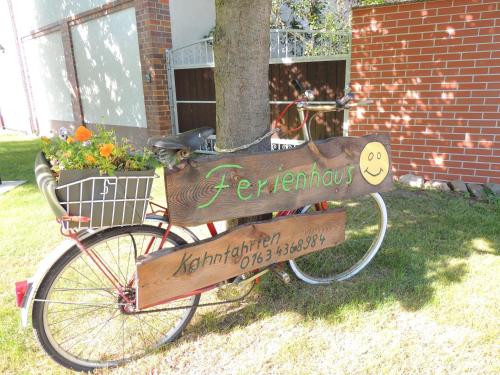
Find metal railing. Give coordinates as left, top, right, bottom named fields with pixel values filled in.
left=166, top=28, right=352, bottom=134
left=171, top=37, right=214, bottom=69
left=170, top=29, right=350, bottom=69
left=269, top=29, right=350, bottom=61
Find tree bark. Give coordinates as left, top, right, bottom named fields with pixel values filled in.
left=214, top=0, right=273, bottom=226
left=214, top=0, right=272, bottom=153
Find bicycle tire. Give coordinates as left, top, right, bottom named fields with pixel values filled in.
left=32, top=225, right=200, bottom=372
left=289, top=193, right=387, bottom=284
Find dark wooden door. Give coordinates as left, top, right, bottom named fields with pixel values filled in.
left=174, top=60, right=346, bottom=140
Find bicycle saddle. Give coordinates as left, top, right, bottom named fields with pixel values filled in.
left=148, top=127, right=214, bottom=151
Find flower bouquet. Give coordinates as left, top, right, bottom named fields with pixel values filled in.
left=36, top=126, right=158, bottom=229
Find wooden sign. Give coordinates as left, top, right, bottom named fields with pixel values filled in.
left=166, top=134, right=392, bottom=226
left=136, top=209, right=346, bottom=309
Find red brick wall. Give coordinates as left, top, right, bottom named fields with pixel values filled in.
left=350, top=0, right=500, bottom=184
left=135, top=0, right=172, bottom=138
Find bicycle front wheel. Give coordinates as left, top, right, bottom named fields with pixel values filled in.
left=289, top=193, right=387, bottom=284
left=32, top=225, right=200, bottom=372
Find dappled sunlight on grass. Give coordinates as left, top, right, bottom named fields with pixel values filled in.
left=428, top=260, right=468, bottom=286
left=0, top=135, right=63, bottom=374
left=470, top=238, right=497, bottom=255
left=345, top=225, right=378, bottom=239
left=330, top=200, right=361, bottom=208
left=427, top=252, right=499, bottom=351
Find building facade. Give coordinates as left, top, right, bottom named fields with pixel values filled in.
left=2, top=0, right=213, bottom=144
left=2, top=0, right=498, bottom=183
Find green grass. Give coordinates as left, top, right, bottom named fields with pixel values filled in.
left=1, top=134, right=499, bottom=374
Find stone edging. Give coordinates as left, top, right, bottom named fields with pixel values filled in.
left=397, top=174, right=500, bottom=200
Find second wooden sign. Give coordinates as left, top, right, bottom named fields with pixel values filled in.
left=136, top=209, right=346, bottom=309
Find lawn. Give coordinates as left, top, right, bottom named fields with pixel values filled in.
left=0, top=134, right=499, bottom=374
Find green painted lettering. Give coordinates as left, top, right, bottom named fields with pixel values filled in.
left=346, top=165, right=355, bottom=185
left=322, top=170, right=333, bottom=186
left=334, top=168, right=345, bottom=185
left=197, top=164, right=242, bottom=208
left=281, top=172, right=295, bottom=192
left=310, top=163, right=321, bottom=188
left=295, top=172, right=307, bottom=190
left=273, top=165, right=283, bottom=193
left=237, top=179, right=253, bottom=200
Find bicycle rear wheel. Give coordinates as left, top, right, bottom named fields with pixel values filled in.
left=289, top=193, right=387, bottom=284
left=32, top=225, right=200, bottom=372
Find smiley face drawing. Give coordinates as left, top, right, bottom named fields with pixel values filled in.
left=359, top=142, right=390, bottom=185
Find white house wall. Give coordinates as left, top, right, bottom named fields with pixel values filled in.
left=71, top=7, right=146, bottom=128
left=170, top=0, right=215, bottom=48
left=0, top=0, right=32, bottom=133
left=24, top=31, right=74, bottom=134
left=11, top=0, right=113, bottom=36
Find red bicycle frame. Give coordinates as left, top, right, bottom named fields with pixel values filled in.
left=59, top=93, right=329, bottom=310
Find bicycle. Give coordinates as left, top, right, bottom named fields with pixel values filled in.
left=19, top=82, right=388, bottom=372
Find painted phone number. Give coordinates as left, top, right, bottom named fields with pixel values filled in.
left=239, top=233, right=327, bottom=270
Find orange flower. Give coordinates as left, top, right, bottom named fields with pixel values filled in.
left=66, top=136, right=75, bottom=144
left=75, top=126, right=92, bottom=142
left=99, top=143, right=115, bottom=158
left=85, top=154, right=96, bottom=164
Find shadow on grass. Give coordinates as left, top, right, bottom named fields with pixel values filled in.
left=186, top=187, right=499, bottom=335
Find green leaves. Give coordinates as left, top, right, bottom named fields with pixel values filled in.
left=40, top=126, right=157, bottom=178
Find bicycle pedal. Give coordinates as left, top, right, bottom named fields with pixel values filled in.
left=274, top=270, right=291, bottom=284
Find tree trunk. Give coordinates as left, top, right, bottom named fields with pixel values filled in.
left=214, top=0, right=272, bottom=153
left=213, top=0, right=273, bottom=225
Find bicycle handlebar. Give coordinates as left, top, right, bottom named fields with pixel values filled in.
left=291, top=79, right=371, bottom=113
left=298, top=103, right=340, bottom=112
left=299, top=99, right=374, bottom=112
left=336, top=92, right=354, bottom=107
